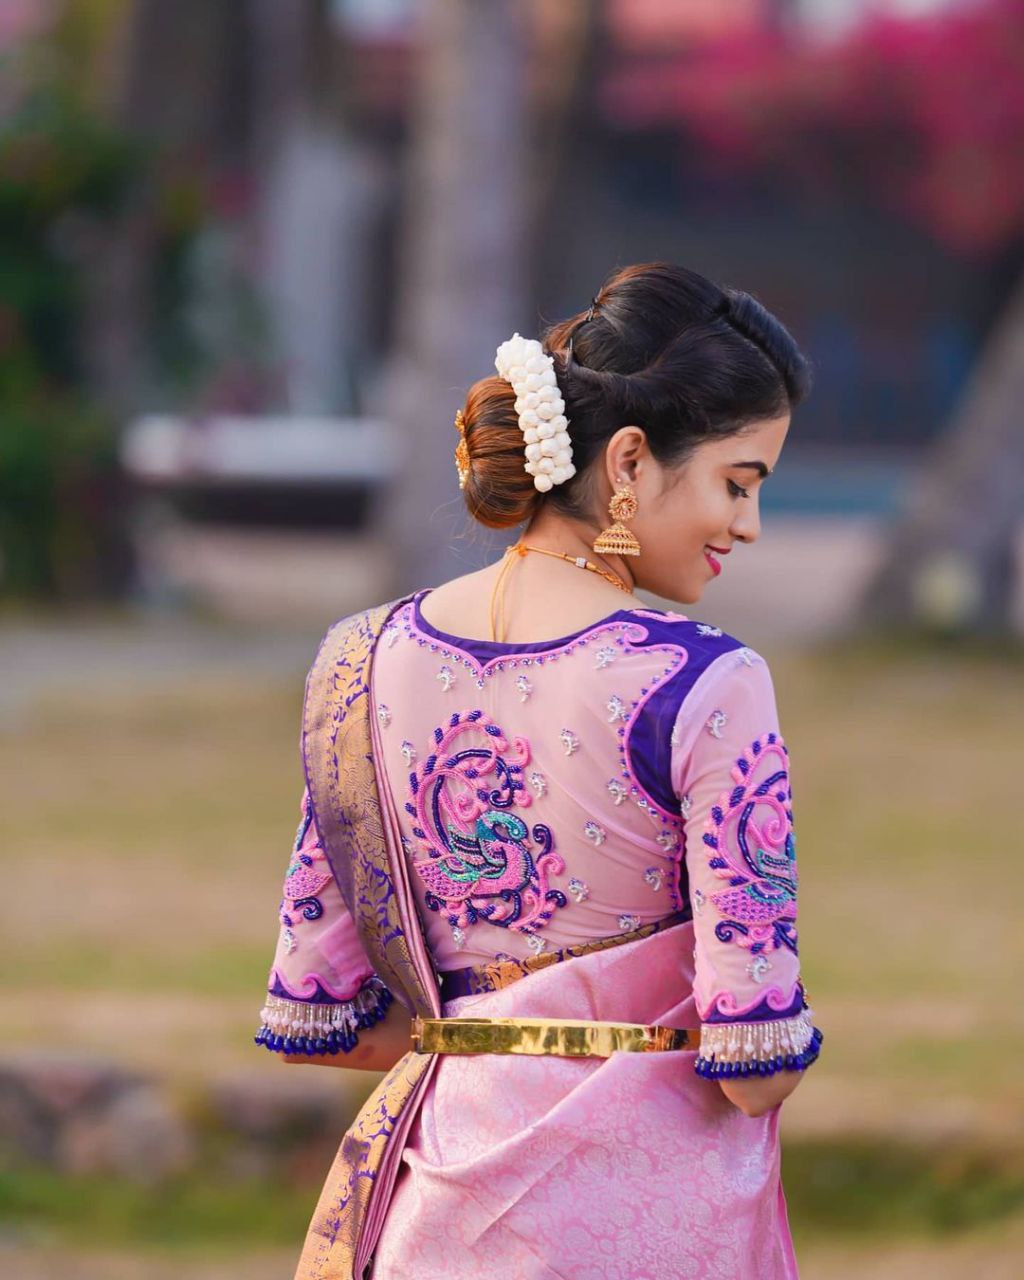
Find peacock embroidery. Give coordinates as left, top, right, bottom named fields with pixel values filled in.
left=701, top=732, right=798, bottom=960
left=405, top=710, right=566, bottom=936
left=279, top=795, right=333, bottom=929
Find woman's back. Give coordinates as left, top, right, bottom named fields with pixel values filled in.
left=367, top=585, right=811, bottom=1279
left=372, top=586, right=804, bottom=1032
left=375, top=588, right=699, bottom=969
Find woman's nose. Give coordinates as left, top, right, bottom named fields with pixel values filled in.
left=730, top=499, right=761, bottom=545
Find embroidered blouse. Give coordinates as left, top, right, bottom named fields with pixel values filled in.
left=257, top=591, right=821, bottom=1078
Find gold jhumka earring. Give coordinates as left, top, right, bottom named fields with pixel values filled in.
left=593, top=481, right=641, bottom=557
left=453, top=408, right=470, bottom=489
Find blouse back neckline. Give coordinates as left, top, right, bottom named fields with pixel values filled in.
left=411, top=587, right=649, bottom=659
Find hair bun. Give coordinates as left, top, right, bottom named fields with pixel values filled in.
left=455, top=262, right=812, bottom=530
left=458, top=376, right=542, bottom=529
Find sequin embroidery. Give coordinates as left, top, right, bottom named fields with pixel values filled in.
left=567, top=877, right=590, bottom=902
left=594, top=645, right=618, bottom=668
left=747, top=954, right=772, bottom=983
left=606, top=694, right=628, bottom=723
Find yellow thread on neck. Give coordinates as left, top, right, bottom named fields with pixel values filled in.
left=488, top=540, right=631, bottom=642
left=488, top=544, right=522, bottom=642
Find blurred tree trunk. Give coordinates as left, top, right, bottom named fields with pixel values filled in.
left=81, top=0, right=250, bottom=416
left=250, top=0, right=388, bottom=415
left=381, top=0, right=531, bottom=592
left=528, top=0, right=600, bottom=275
left=862, top=271, right=1024, bottom=634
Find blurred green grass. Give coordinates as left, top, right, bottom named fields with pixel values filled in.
left=1, top=1167, right=313, bottom=1252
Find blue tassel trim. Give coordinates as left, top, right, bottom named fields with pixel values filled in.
left=695, top=1025, right=823, bottom=1079
left=254, top=975, right=393, bottom=1057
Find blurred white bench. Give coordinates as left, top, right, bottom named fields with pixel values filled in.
left=120, top=414, right=399, bottom=619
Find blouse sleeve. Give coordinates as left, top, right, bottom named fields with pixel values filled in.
left=254, top=788, right=394, bottom=1057
left=671, top=647, right=822, bottom=1080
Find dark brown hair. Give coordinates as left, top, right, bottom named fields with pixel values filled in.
left=459, top=261, right=813, bottom=529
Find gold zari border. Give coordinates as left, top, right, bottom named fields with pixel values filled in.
left=444, top=909, right=689, bottom=996
left=411, top=1015, right=700, bottom=1057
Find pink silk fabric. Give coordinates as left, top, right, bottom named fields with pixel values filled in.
left=373, top=925, right=796, bottom=1279
left=262, top=592, right=813, bottom=1277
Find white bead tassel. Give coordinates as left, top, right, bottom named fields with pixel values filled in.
left=259, top=994, right=360, bottom=1038
left=699, top=1009, right=816, bottom=1064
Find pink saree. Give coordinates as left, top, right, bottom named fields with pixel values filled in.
left=256, top=591, right=820, bottom=1279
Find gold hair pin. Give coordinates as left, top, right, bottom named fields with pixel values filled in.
left=454, top=407, right=470, bottom=489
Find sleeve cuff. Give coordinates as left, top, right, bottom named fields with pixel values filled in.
left=694, top=1007, right=822, bottom=1079
left=254, top=974, right=394, bottom=1057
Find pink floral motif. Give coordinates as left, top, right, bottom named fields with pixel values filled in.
left=701, top=732, right=798, bottom=959
left=283, top=849, right=332, bottom=901
left=405, top=710, right=566, bottom=935
left=280, top=804, right=332, bottom=927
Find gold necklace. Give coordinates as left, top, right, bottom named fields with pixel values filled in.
left=489, top=541, right=634, bottom=642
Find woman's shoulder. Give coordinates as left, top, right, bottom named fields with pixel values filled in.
left=306, top=593, right=417, bottom=672
left=623, top=605, right=775, bottom=725
left=622, top=604, right=760, bottom=662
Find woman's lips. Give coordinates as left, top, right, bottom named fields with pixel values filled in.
left=704, top=549, right=722, bottom=576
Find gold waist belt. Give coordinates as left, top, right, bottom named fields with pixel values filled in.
left=411, top=1015, right=701, bottom=1058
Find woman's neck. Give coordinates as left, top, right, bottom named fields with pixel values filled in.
left=521, top=512, right=637, bottom=595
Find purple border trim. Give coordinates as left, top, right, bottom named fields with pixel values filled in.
left=411, top=588, right=650, bottom=664
left=701, top=982, right=807, bottom=1024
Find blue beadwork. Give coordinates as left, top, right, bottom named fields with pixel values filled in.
left=694, top=1026, right=823, bottom=1079
left=253, top=978, right=393, bottom=1058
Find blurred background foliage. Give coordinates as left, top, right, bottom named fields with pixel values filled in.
left=1, top=0, right=1023, bottom=626
left=0, top=41, right=137, bottom=596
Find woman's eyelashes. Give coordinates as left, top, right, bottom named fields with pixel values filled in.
left=726, top=478, right=749, bottom=499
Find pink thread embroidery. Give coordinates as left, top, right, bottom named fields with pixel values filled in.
left=283, top=850, right=331, bottom=902
left=279, top=800, right=331, bottom=927
left=404, top=710, right=566, bottom=934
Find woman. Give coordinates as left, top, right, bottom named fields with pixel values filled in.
left=256, top=262, right=821, bottom=1279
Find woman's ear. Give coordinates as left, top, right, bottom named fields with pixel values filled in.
left=604, top=426, right=646, bottom=487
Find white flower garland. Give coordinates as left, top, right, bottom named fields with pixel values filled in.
left=494, top=333, right=575, bottom=493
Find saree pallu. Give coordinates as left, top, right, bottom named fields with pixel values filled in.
left=292, top=600, right=799, bottom=1280
left=296, top=598, right=441, bottom=1280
